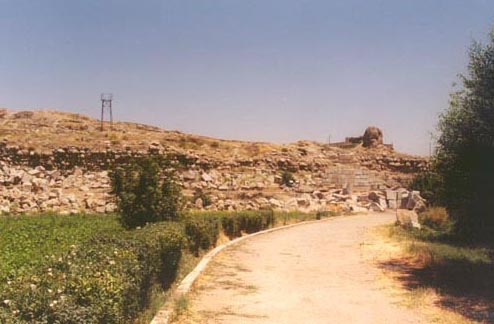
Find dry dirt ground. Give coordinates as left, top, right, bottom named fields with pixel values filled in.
left=172, top=212, right=431, bottom=324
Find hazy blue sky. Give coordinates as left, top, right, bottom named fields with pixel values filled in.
left=1, top=1, right=494, bottom=155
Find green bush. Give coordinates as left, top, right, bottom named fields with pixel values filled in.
left=280, top=171, right=295, bottom=187
left=409, top=171, right=443, bottom=206
left=220, top=210, right=274, bottom=238
left=110, top=156, right=183, bottom=228
left=184, top=210, right=274, bottom=241
left=0, top=213, right=123, bottom=284
left=184, top=214, right=220, bottom=255
left=0, top=222, right=185, bottom=324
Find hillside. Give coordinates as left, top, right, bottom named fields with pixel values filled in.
left=0, top=108, right=428, bottom=215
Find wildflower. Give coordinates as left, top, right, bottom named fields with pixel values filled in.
left=3, top=299, right=11, bottom=305
left=12, top=310, right=19, bottom=315
left=57, top=288, right=63, bottom=294
left=29, top=284, right=37, bottom=291
left=7, top=281, right=11, bottom=285
left=109, top=260, right=116, bottom=265
left=48, top=289, right=53, bottom=293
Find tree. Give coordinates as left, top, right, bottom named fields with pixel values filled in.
left=435, top=31, right=494, bottom=240
left=110, top=156, right=183, bottom=228
left=409, top=170, right=443, bottom=207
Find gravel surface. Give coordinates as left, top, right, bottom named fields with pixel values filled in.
left=175, top=212, right=425, bottom=324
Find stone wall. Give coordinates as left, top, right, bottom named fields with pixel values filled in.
left=0, top=141, right=429, bottom=215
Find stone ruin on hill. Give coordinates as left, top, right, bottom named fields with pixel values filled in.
left=342, top=126, right=390, bottom=149
left=363, top=126, right=384, bottom=148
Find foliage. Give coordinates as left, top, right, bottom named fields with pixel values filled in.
left=184, top=210, right=275, bottom=241
left=110, top=156, right=183, bottom=228
left=435, top=31, right=494, bottom=240
left=220, top=210, right=274, bottom=238
left=183, top=214, right=220, bottom=255
left=0, top=214, right=122, bottom=285
left=418, top=207, right=452, bottom=231
left=409, top=171, right=443, bottom=206
left=0, top=217, right=185, bottom=324
left=280, top=171, right=295, bottom=187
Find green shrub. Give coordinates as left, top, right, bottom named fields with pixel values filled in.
left=0, top=213, right=122, bottom=284
left=220, top=210, right=274, bottom=238
left=184, top=210, right=274, bottom=241
left=280, top=171, right=295, bottom=187
left=220, top=213, right=241, bottom=238
left=409, top=171, right=443, bottom=206
left=110, top=156, right=183, bottom=228
left=191, top=189, right=212, bottom=208
left=184, top=214, right=220, bottom=255
left=0, top=222, right=185, bottom=324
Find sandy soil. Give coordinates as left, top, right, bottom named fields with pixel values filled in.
left=173, top=212, right=427, bottom=323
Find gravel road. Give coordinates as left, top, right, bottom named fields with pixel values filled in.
left=175, top=212, right=425, bottom=323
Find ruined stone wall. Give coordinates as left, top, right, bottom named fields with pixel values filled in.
left=0, top=141, right=428, bottom=215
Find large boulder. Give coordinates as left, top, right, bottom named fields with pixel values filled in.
left=363, top=126, right=383, bottom=148
left=406, top=191, right=427, bottom=213
left=396, top=210, right=421, bottom=229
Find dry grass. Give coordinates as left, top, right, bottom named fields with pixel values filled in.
left=418, top=207, right=450, bottom=229
left=370, top=225, right=493, bottom=324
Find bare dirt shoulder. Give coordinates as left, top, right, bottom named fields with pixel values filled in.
left=172, top=212, right=432, bottom=323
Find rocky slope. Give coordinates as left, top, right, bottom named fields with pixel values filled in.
left=0, top=108, right=428, bottom=215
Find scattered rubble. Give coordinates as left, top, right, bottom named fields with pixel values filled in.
left=0, top=159, right=428, bottom=215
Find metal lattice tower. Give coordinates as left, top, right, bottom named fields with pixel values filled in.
left=100, top=93, right=113, bottom=131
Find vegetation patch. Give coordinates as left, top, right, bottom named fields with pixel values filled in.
left=381, top=221, right=494, bottom=322
left=0, top=216, right=185, bottom=323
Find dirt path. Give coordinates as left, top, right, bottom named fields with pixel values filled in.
left=174, top=212, right=425, bottom=323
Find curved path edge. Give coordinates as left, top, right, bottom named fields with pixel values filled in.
left=150, top=215, right=344, bottom=324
